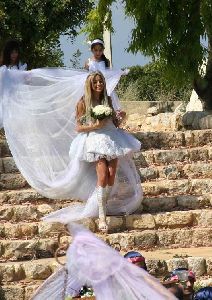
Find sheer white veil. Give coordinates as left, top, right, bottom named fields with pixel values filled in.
left=0, top=66, right=142, bottom=222
left=31, top=223, right=177, bottom=300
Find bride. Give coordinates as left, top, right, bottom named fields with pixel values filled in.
left=0, top=64, right=142, bottom=231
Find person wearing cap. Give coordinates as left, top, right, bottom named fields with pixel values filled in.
left=124, top=251, right=148, bottom=271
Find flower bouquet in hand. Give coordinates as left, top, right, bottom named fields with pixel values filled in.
left=91, top=105, right=112, bottom=120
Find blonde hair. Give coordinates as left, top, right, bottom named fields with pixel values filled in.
left=84, top=71, right=109, bottom=115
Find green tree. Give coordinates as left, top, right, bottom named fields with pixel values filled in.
left=0, top=0, right=92, bottom=68
left=85, top=0, right=212, bottom=109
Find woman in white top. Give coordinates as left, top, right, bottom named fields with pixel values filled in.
left=85, top=38, right=121, bottom=111
left=1, top=40, right=27, bottom=70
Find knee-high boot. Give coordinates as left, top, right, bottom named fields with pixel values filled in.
left=96, top=186, right=108, bottom=233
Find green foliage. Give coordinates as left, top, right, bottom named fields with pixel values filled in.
left=86, top=0, right=212, bottom=87
left=0, top=0, right=92, bottom=68
left=82, top=0, right=113, bottom=41
left=116, top=62, right=192, bottom=102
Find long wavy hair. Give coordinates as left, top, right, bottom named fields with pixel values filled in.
left=84, top=71, right=109, bottom=115
left=1, top=40, right=20, bottom=67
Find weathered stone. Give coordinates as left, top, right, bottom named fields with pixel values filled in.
left=183, top=163, right=212, bottom=179
left=0, top=224, right=5, bottom=237
left=2, top=157, right=18, bottom=173
left=146, top=259, right=168, bottom=276
left=192, top=228, right=212, bottom=247
left=209, top=148, right=212, bottom=160
left=185, top=130, right=212, bottom=147
left=0, top=158, right=3, bottom=173
left=25, top=285, right=40, bottom=300
left=106, top=217, right=123, bottom=231
left=38, top=222, right=66, bottom=238
left=24, top=263, right=52, bottom=280
left=154, top=211, right=193, bottom=229
left=134, top=132, right=160, bottom=150
left=126, top=214, right=155, bottom=230
left=154, top=149, right=188, bottom=165
left=191, top=179, right=212, bottom=194
left=106, top=232, right=135, bottom=249
left=142, top=196, right=177, bottom=212
left=13, top=205, right=39, bottom=221
left=147, top=106, right=159, bottom=116
left=158, top=165, right=182, bottom=180
left=189, top=147, right=209, bottom=162
left=193, top=210, right=212, bottom=227
left=133, top=151, right=154, bottom=168
left=139, top=167, right=158, bottom=182
left=186, top=90, right=203, bottom=112
left=6, top=189, right=45, bottom=204
left=177, top=195, right=211, bottom=209
left=143, top=179, right=191, bottom=196
left=187, top=257, right=206, bottom=276
left=0, top=264, right=25, bottom=282
left=0, top=206, right=13, bottom=221
left=1, top=285, right=24, bottom=300
left=4, top=223, right=38, bottom=238
left=157, top=229, right=193, bottom=248
left=158, top=132, right=184, bottom=149
left=0, top=173, right=27, bottom=190
left=166, top=258, right=188, bottom=272
left=36, top=204, right=54, bottom=215
left=134, top=231, right=157, bottom=248
left=3, top=240, right=32, bottom=260
left=206, top=258, right=212, bottom=275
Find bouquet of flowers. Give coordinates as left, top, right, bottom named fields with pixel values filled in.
left=91, top=105, right=112, bottom=120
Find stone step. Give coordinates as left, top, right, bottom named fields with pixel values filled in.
left=2, top=145, right=212, bottom=174
left=1, top=130, right=212, bottom=160
left=0, top=238, right=59, bottom=261
left=0, top=173, right=29, bottom=190
left=0, top=188, right=49, bottom=205
left=134, top=129, right=212, bottom=150
left=0, top=203, right=72, bottom=222
left=1, top=210, right=212, bottom=260
left=135, top=145, right=212, bottom=167
left=2, top=159, right=212, bottom=186
left=0, top=192, right=211, bottom=225
left=138, top=162, right=212, bottom=182
left=142, top=178, right=212, bottom=196
left=0, top=249, right=211, bottom=284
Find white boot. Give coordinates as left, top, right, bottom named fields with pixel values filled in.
left=106, top=185, right=113, bottom=201
left=97, top=186, right=108, bottom=233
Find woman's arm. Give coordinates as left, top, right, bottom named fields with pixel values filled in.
left=108, top=97, right=126, bottom=127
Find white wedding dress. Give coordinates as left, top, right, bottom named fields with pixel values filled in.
left=0, top=66, right=142, bottom=224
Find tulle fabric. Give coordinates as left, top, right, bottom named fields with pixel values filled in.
left=0, top=66, right=142, bottom=223
left=31, top=223, right=177, bottom=300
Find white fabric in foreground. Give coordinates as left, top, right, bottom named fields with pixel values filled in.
left=31, top=224, right=177, bottom=300
left=0, top=66, right=142, bottom=223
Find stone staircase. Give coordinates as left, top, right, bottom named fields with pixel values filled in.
left=0, top=129, right=212, bottom=300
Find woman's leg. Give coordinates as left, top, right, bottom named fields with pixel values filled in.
left=96, top=158, right=108, bottom=232
left=108, top=158, right=118, bottom=186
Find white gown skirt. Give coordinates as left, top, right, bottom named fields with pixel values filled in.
left=69, top=120, right=141, bottom=162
